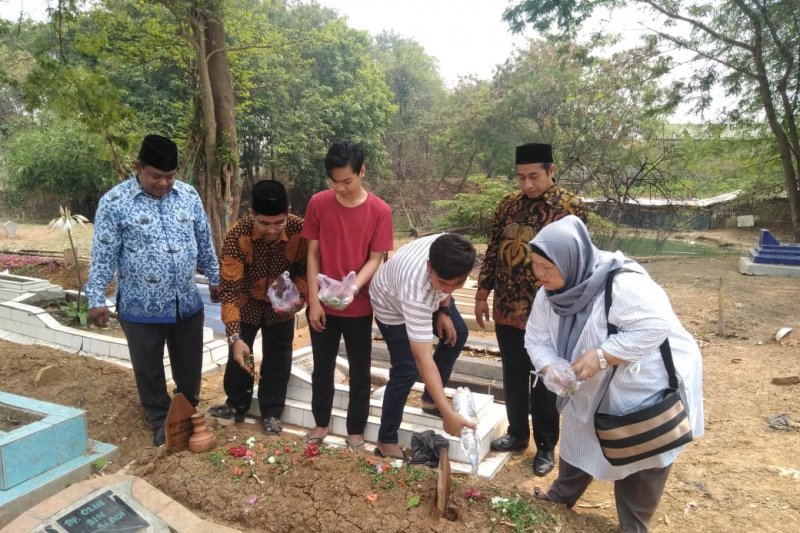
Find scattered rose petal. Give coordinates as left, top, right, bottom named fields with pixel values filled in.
left=304, top=443, right=320, bottom=458
left=284, top=446, right=292, bottom=453
left=274, top=450, right=282, bottom=456
left=375, top=464, right=386, bottom=474
left=227, top=436, right=237, bottom=442
left=233, top=466, right=243, bottom=476
left=465, top=487, right=485, bottom=500
left=228, top=445, right=249, bottom=458
left=248, top=495, right=258, bottom=505
left=268, top=456, right=276, bottom=464
left=390, top=459, right=404, bottom=469
left=366, top=493, right=378, bottom=503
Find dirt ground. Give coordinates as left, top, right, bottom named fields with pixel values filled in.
left=1, top=239, right=799, bottom=531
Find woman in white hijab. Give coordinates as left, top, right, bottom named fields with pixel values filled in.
left=524, top=215, right=703, bottom=533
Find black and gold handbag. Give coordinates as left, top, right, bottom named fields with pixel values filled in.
left=594, top=270, right=693, bottom=466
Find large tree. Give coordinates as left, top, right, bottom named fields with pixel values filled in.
left=505, top=0, right=800, bottom=240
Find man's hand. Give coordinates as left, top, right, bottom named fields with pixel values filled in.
left=89, top=306, right=110, bottom=327
left=231, top=340, right=253, bottom=376
left=308, top=302, right=326, bottom=332
left=209, top=285, right=221, bottom=303
left=442, top=408, right=476, bottom=437
left=436, top=312, right=456, bottom=347
left=474, top=300, right=490, bottom=330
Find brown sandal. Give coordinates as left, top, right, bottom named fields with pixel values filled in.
left=533, top=487, right=552, bottom=502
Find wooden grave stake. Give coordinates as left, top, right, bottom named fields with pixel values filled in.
left=165, top=393, right=197, bottom=453
left=436, top=446, right=452, bottom=518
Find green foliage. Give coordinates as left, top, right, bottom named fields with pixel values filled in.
left=406, top=494, right=420, bottom=509
left=206, top=451, right=225, bottom=470
left=490, top=495, right=556, bottom=532
left=62, top=299, right=89, bottom=326
left=3, top=114, right=116, bottom=203
left=434, top=175, right=514, bottom=235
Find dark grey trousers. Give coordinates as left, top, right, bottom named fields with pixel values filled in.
left=120, top=310, right=205, bottom=430
left=546, top=459, right=672, bottom=533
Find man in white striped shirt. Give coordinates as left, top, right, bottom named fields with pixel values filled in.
left=370, top=233, right=477, bottom=459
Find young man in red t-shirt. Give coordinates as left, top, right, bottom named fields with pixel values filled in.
left=301, top=140, right=394, bottom=449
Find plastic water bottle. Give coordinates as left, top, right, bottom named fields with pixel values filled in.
left=453, top=387, right=479, bottom=475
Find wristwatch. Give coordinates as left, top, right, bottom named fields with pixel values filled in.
left=596, top=348, right=608, bottom=370
left=228, top=333, right=242, bottom=346
left=437, top=304, right=452, bottom=317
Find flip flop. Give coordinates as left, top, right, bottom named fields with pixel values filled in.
left=345, top=438, right=366, bottom=451
left=209, top=404, right=245, bottom=423
left=373, top=446, right=407, bottom=460
left=305, top=431, right=326, bottom=445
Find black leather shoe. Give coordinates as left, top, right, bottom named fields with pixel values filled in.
left=490, top=434, right=530, bottom=452
left=153, top=427, right=166, bottom=447
left=533, top=449, right=554, bottom=476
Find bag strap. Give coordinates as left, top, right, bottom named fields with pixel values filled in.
left=602, top=270, right=679, bottom=391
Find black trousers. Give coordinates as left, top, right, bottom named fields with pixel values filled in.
left=495, top=324, right=559, bottom=450
left=547, top=460, right=672, bottom=533
left=222, top=320, right=294, bottom=419
left=309, top=313, right=373, bottom=435
left=120, top=310, right=205, bottom=430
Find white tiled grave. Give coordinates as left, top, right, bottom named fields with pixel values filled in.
left=245, top=346, right=511, bottom=479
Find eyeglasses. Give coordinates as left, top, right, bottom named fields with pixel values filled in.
left=253, top=217, right=287, bottom=229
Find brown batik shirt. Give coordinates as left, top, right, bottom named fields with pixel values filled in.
left=476, top=184, right=587, bottom=330
left=220, top=214, right=308, bottom=337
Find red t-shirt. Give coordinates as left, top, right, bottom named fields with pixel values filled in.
left=301, top=189, right=394, bottom=317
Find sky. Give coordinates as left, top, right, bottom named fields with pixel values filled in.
left=0, top=0, right=712, bottom=122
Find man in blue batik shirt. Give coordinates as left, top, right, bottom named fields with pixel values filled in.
left=86, top=134, right=221, bottom=447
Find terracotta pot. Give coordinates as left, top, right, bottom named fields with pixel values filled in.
left=188, top=413, right=216, bottom=453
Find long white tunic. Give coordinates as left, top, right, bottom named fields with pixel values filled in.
left=525, top=267, right=704, bottom=481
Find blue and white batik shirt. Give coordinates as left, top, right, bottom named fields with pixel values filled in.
left=86, top=176, right=220, bottom=323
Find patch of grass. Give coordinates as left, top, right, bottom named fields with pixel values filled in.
left=491, top=496, right=556, bottom=532
left=206, top=451, right=225, bottom=470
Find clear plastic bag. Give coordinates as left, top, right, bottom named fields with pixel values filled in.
left=538, top=358, right=581, bottom=397
left=452, top=386, right=479, bottom=475
left=317, top=271, right=357, bottom=310
left=268, top=271, right=301, bottom=313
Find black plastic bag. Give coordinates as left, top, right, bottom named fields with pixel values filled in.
left=409, top=430, right=449, bottom=467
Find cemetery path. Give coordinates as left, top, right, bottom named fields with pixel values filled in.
left=0, top=255, right=798, bottom=532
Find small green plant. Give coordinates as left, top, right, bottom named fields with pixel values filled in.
left=62, top=299, right=89, bottom=326
left=206, top=451, right=225, bottom=470
left=490, top=495, right=556, bottom=532
left=91, top=457, right=108, bottom=472
left=49, top=206, right=90, bottom=324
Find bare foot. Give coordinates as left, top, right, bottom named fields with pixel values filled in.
left=375, top=442, right=405, bottom=459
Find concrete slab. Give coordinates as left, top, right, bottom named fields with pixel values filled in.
left=2, top=475, right=240, bottom=532
left=738, top=256, right=800, bottom=277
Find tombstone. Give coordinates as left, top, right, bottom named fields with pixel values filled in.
left=3, top=220, right=17, bottom=239
left=164, top=393, right=197, bottom=453
left=737, top=215, right=755, bottom=227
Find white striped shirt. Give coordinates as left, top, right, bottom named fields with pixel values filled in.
left=370, top=234, right=448, bottom=342
left=525, top=266, right=705, bottom=481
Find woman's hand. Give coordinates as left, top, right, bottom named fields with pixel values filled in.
left=572, top=349, right=602, bottom=381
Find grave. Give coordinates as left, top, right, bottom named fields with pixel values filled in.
left=2, top=221, right=17, bottom=239
left=738, top=228, right=800, bottom=277
left=3, top=475, right=239, bottom=532
left=0, top=273, right=64, bottom=303
left=0, top=391, right=117, bottom=528
left=245, top=345, right=511, bottom=478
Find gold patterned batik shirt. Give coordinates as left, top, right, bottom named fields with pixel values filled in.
left=476, top=184, right=587, bottom=330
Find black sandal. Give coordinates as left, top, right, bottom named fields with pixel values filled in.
left=209, top=404, right=245, bottom=423
left=374, top=446, right=407, bottom=460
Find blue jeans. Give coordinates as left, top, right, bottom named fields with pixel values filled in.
left=377, top=299, right=468, bottom=444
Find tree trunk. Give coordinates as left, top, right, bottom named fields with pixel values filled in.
left=186, top=3, right=240, bottom=251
